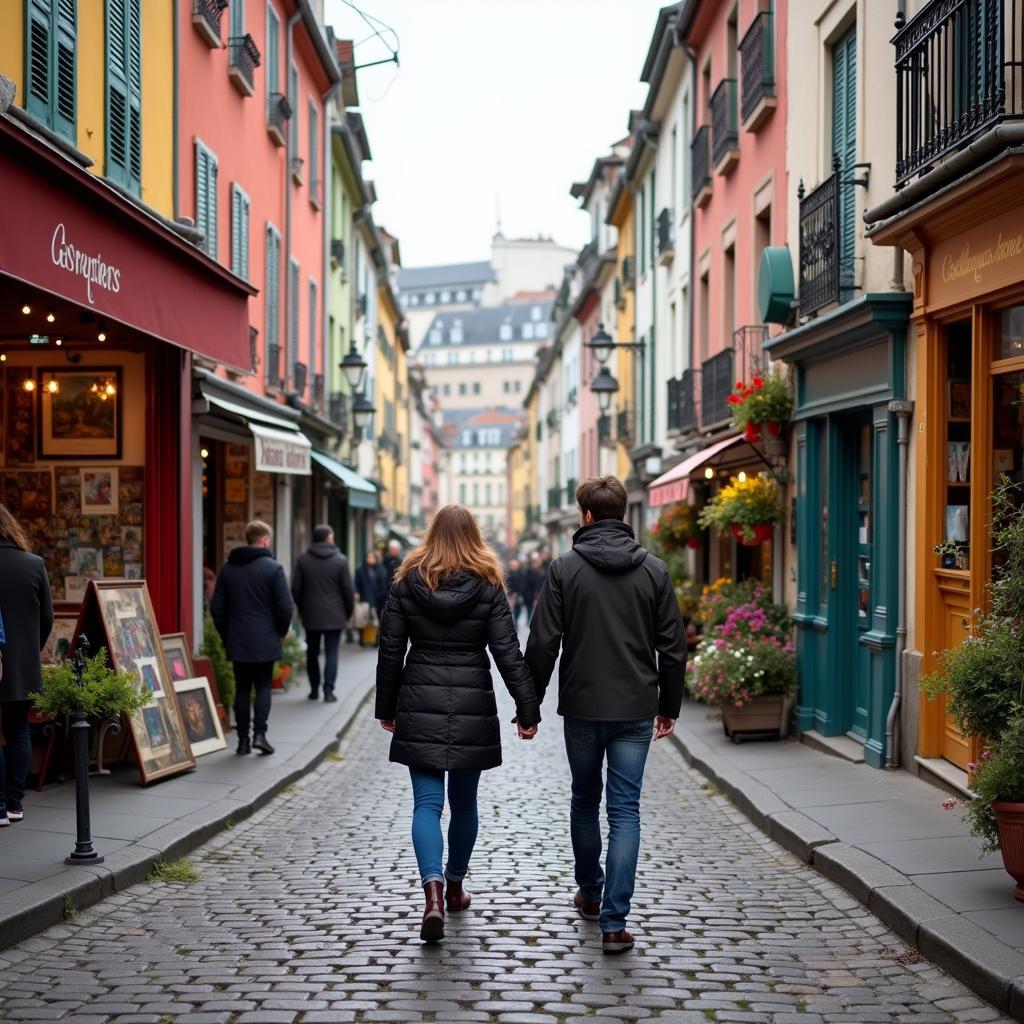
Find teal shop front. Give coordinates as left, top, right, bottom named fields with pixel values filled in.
left=766, top=293, right=911, bottom=768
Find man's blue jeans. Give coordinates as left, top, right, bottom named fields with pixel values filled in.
left=306, top=629, right=341, bottom=695
left=408, top=767, right=482, bottom=886
left=563, top=717, right=654, bottom=932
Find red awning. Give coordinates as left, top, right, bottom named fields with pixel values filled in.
left=0, top=118, right=255, bottom=369
left=648, top=435, right=744, bottom=507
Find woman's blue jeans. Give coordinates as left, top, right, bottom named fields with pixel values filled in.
left=408, top=767, right=482, bottom=886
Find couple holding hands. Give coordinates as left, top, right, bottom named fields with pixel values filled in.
left=375, top=476, right=686, bottom=953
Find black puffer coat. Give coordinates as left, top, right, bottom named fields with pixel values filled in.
left=375, top=569, right=540, bottom=772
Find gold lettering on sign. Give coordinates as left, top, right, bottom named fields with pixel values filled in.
left=941, top=233, right=1024, bottom=285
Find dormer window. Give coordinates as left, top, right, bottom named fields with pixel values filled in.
left=450, top=320, right=464, bottom=344
left=531, top=305, right=542, bottom=321
left=522, top=322, right=535, bottom=340
left=499, top=322, right=513, bottom=341
left=429, top=328, right=442, bottom=345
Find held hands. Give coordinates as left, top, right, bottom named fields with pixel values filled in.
left=379, top=719, right=396, bottom=733
left=654, top=715, right=676, bottom=740
left=512, top=716, right=538, bottom=741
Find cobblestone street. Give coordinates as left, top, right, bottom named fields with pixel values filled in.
left=0, top=684, right=1010, bottom=1024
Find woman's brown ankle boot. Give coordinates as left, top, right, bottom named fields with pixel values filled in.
left=445, top=876, right=472, bottom=911
left=420, top=880, right=444, bottom=942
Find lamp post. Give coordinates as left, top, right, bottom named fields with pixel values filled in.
left=586, top=322, right=643, bottom=410
left=591, top=365, right=619, bottom=413
left=340, top=340, right=368, bottom=392
left=351, top=390, right=376, bottom=442
left=66, top=635, right=102, bottom=866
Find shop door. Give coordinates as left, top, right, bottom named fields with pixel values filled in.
left=833, top=412, right=872, bottom=739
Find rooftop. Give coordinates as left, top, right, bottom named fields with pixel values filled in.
left=397, top=261, right=497, bottom=291
left=441, top=407, right=525, bottom=450
left=419, top=298, right=555, bottom=350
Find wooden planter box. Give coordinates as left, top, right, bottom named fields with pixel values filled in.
left=721, top=693, right=796, bottom=743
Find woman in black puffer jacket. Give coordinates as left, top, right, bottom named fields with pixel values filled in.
left=375, top=504, right=540, bottom=943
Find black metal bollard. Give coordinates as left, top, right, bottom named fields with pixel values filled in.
left=65, top=634, right=103, bottom=866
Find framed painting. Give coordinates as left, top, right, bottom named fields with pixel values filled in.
left=161, top=633, right=194, bottom=684
left=80, top=468, right=119, bottom=515
left=173, top=677, right=226, bottom=756
left=84, top=580, right=195, bottom=784
left=38, top=367, right=122, bottom=459
left=41, top=613, right=79, bottom=665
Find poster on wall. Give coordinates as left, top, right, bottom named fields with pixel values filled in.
left=38, top=368, right=122, bottom=459
left=252, top=470, right=274, bottom=525
left=224, top=443, right=251, bottom=556
left=81, top=580, right=195, bottom=784
left=6, top=367, right=35, bottom=465
left=41, top=612, right=78, bottom=665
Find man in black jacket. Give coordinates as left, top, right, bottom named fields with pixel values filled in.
left=292, top=525, right=355, bottom=703
left=210, top=520, right=294, bottom=756
left=526, top=476, right=685, bottom=954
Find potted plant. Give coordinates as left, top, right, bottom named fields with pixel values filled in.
left=728, top=373, right=793, bottom=442
left=650, top=502, right=701, bottom=552
left=273, top=631, right=305, bottom=689
left=698, top=473, right=784, bottom=545
left=933, top=538, right=961, bottom=569
left=687, top=598, right=796, bottom=740
left=33, top=649, right=149, bottom=720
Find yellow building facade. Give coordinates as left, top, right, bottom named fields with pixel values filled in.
left=1, top=1, right=174, bottom=217
left=375, top=281, right=410, bottom=528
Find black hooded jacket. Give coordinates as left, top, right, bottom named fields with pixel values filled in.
left=374, top=569, right=541, bottom=772
left=210, top=546, right=294, bottom=663
left=525, top=519, right=686, bottom=721
left=291, top=541, right=354, bottom=631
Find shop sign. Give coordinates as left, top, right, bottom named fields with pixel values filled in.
left=250, top=424, right=311, bottom=476
left=931, top=208, right=1024, bottom=305
left=50, top=222, right=122, bottom=304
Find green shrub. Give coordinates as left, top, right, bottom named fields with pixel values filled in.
left=32, top=649, right=149, bottom=720
left=200, top=612, right=235, bottom=710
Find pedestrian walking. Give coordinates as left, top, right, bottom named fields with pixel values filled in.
left=526, top=550, right=547, bottom=616
left=507, top=557, right=529, bottom=628
left=382, top=539, right=404, bottom=592
left=0, top=504, right=53, bottom=827
left=375, top=504, right=540, bottom=944
left=354, top=551, right=388, bottom=644
left=526, top=476, right=685, bottom=954
left=210, top=520, right=294, bottom=756
left=292, top=525, right=355, bottom=704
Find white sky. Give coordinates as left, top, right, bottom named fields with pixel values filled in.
left=324, top=0, right=669, bottom=268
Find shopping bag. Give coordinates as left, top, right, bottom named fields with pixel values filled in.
left=351, top=601, right=371, bottom=630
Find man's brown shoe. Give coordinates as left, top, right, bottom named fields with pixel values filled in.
left=420, top=880, right=444, bottom=943
left=602, top=928, right=635, bottom=954
left=573, top=890, right=601, bottom=921
left=445, top=877, right=471, bottom=911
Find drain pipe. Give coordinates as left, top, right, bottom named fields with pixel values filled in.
left=885, top=398, right=913, bottom=769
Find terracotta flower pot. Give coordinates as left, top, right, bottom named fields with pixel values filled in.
left=764, top=420, right=783, bottom=437
left=744, top=421, right=762, bottom=443
left=730, top=522, right=773, bottom=546
left=272, top=665, right=291, bottom=690
left=993, top=801, right=1024, bottom=901
left=721, top=693, right=796, bottom=742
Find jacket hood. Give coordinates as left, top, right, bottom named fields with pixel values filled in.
left=308, top=542, right=340, bottom=559
left=572, top=520, right=648, bottom=573
left=228, top=545, right=275, bottom=566
left=406, top=569, right=486, bottom=622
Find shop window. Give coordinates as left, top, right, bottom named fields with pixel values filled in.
left=105, top=0, right=142, bottom=194
left=999, top=305, right=1024, bottom=361
left=230, top=183, right=250, bottom=280
left=195, top=140, right=218, bottom=259
left=945, top=322, right=972, bottom=568
left=819, top=422, right=830, bottom=610
left=25, top=0, right=77, bottom=142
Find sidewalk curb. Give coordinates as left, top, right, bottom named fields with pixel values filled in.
left=0, top=680, right=376, bottom=953
left=668, top=726, right=1024, bottom=1022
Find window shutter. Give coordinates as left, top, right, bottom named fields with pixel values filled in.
left=54, top=0, right=76, bottom=139
left=831, top=26, right=856, bottom=288
left=241, top=193, right=250, bottom=281
left=230, top=185, right=240, bottom=275
left=195, top=143, right=209, bottom=253
left=106, top=0, right=141, bottom=193
left=289, top=64, right=298, bottom=158
left=127, top=0, right=141, bottom=187
left=288, top=258, right=300, bottom=369
left=266, top=6, right=279, bottom=96
left=207, top=152, right=218, bottom=258
left=26, top=0, right=53, bottom=124
left=308, top=279, right=317, bottom=368
left=308, top=98, right=317, bottom=193
left=230, top=0, right=243, bottom=39
left=265, top=225, right=280, bottom=355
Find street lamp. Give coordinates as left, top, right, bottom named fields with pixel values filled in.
left=352, top=389, right=376, bottom=436
left=340, top=341, right=368, bottom=391
left=585, top=322, right=615, bottom=366
left=591, top=365, right=619, bottom=413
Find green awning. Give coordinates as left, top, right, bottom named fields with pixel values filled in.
left=311, top=450, right=378, bottom=510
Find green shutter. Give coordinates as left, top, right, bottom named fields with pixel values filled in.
left=195, top=141, right=217, bottom=258
left=266, top=224, right=280, bottom=357
left=231, top=185, right=249, bottom=281
left=289, top=64, right=298, bottom=160
left=106, top=0, right=141, bottom=193
left=229, top=0, right=243, bottom=39
left=308, top=99, right=317, bottom=192
left=25, top=0, right=76, bottom=142
left=832, top=25, right=856, bottom=289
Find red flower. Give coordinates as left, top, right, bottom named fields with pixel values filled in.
left=727, top=395, right=740, bottom=405
left=735, top=381, right=744, bottom=390
left=752, top=376, right=764, bottom=388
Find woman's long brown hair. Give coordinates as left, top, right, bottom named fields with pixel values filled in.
left=0, top=503, right=31, bottom=552
left=395, top=504, right=505, bottom=591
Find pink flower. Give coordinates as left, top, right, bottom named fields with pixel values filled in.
left=942, top=799, right=957, bottom=811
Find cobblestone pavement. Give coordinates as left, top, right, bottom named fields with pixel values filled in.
left=0, top=683, right=1010, bottom=1024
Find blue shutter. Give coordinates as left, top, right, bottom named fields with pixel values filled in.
left=231, top=186, right=249, bottom=281
left=229, top=0, right=243, bottom=39
left=265, top=5, right=279, bottom=98
left=195, top=142, right=217, bottom=258
left=832, top=25, right=856, bottom=291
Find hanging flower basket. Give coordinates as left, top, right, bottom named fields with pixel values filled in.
left=728, top=373, right=793, bottom=437
left=731, top=522, right=773, bottom=546
left=650, top=502, right=701, bottom=553
left=764, top=420, right=783, bottom=437
left=744, top=422, right=762, bottom=443
left=686, top=537, right=701, bottom=550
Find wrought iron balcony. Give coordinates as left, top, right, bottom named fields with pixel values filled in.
left=330, top=238, right=345, bottom=267
left=701, top=349, right=735, bottom=428
left=656, top=208, right=674, bottom=265
left=710, top=79, right=739, bottom=174
left=356, top=292, right=367, bottom=317
left=228, top=34, right=260, bottom=97
left=248, top=326, right=259, bottom=374
left=566, top=386, right=577, bottom=407
left=546, top=408, right=560, bottom=430
left=895, top=0, right=1024, bottom=189
left=312, top=372, right=325, bottom=411
left=192, top=0, right=227, bottom=48
left=265, top=342, right=282, bottom=389
left=565, top=478, right=577, bottom=505
left=291, top=361, right=307, bottom=399
left=328, top=390, right=349, bottom=427
left=734, top=325, right=769, bottom=384
left=267, top=92, right=291, bottom=147
left=691, top=125, right=712, bottom=207
left=667, top=370, right=697, bottom=434
left=739, top=11, right=776, bottom=131
left=546, top=485, right=563, bottom=511
left=798, top=163, right=841, bottom=316
left=621, top=254, right=635, bottom=289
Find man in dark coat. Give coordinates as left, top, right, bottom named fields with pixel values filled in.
left=0, top=517, right=54, bottom=826
left=382, top=539, right=404, bottom=593
left=526, top=476, right=685, bottom=954
left=507, top=557, right=529, bottom=628
left=210, top=520, right=293, bottom=756
left=292, top=525, right=354, bottom=703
